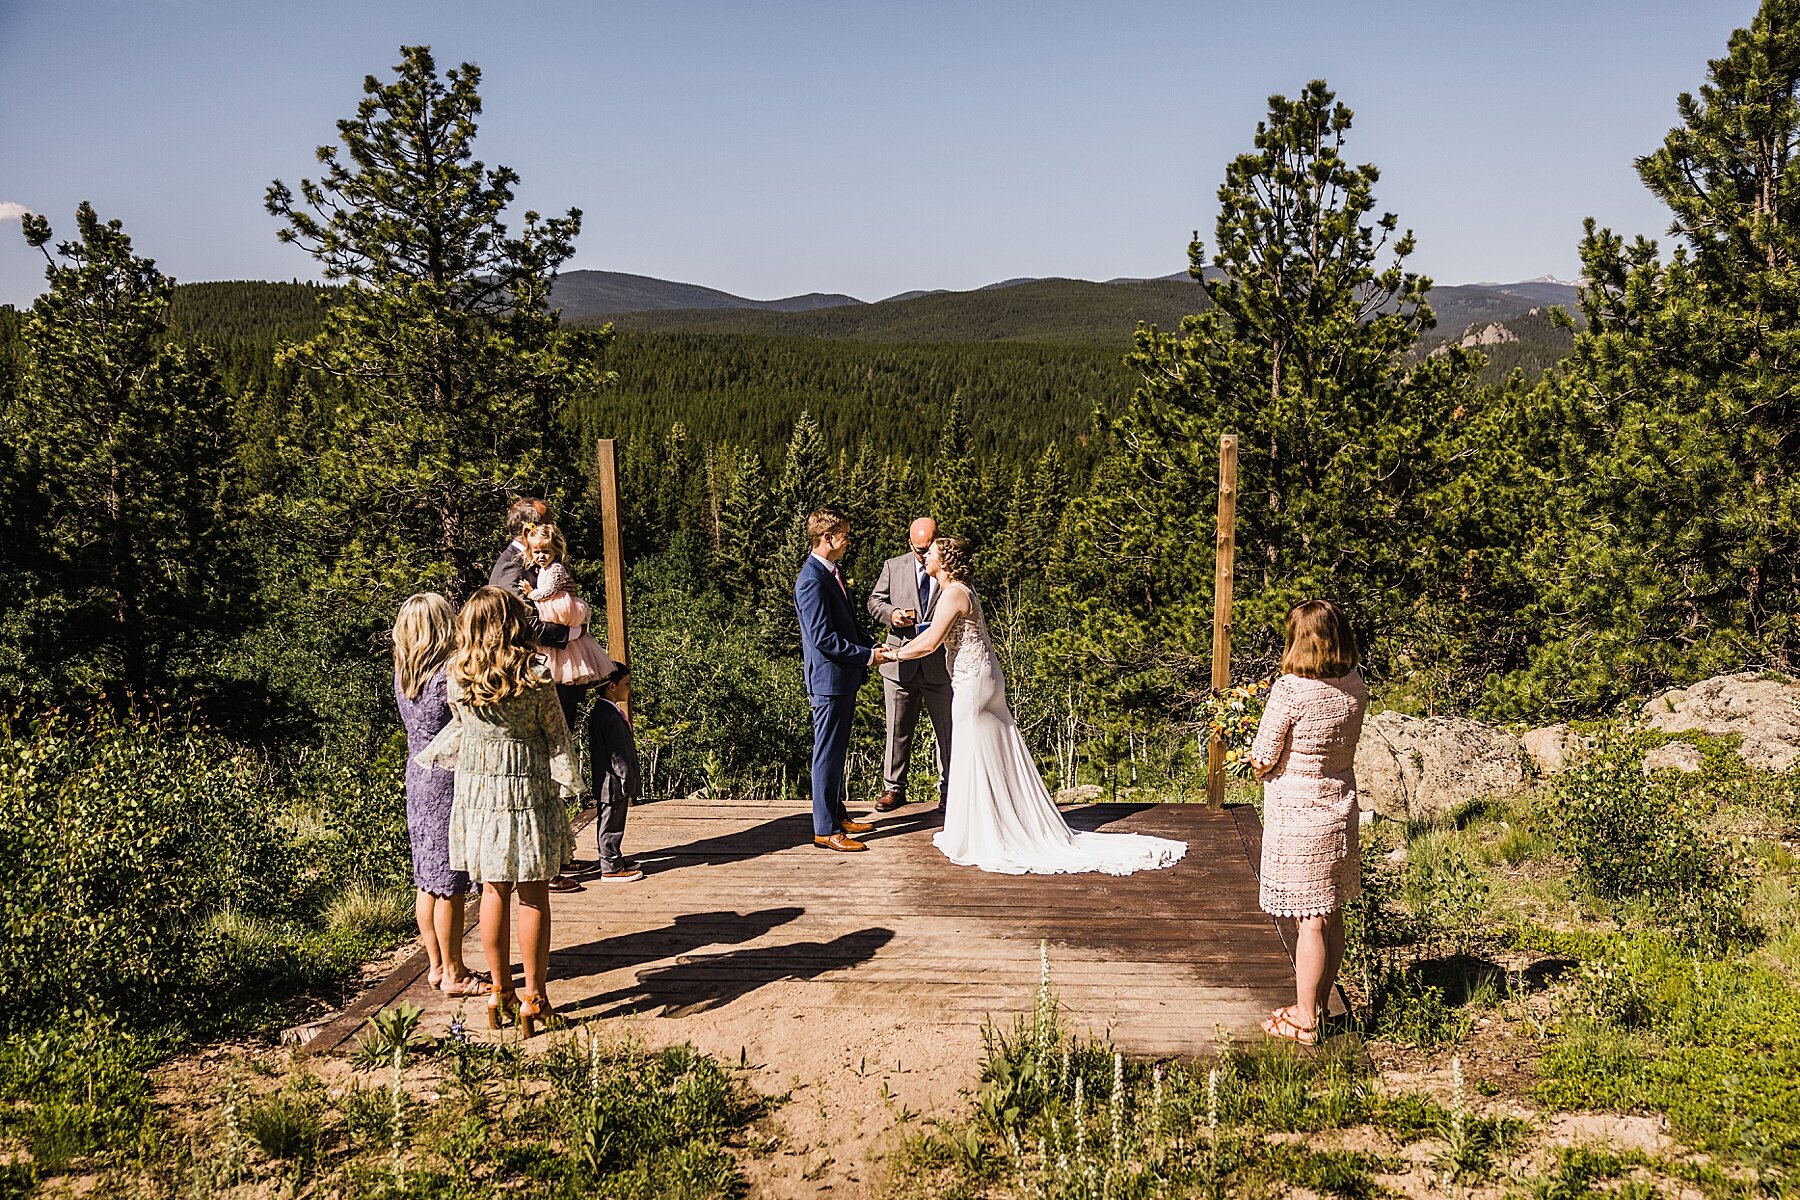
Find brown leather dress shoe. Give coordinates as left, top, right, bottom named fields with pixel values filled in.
left=873, top=790, right=906, bottom=812
left=840, top=818, right=874, bottom=835
left=813, top=833, right=867, bottom=852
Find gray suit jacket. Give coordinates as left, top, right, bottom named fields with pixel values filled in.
left=868, top=553, right=950, bottom=686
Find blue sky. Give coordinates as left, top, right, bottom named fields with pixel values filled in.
left=0, top=0, right=1762, bottom=309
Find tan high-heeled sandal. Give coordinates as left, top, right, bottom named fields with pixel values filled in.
left=486, top=987, right=519, bottom=1029
left=517, top=994, right=569, bottom=1039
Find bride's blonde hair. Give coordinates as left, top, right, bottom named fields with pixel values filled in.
left=393, top=592, right=455, bottom=699
left=451, top=586, right=543, bottom=708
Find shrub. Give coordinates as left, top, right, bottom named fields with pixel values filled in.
left=0, top=711, right=294, bottom=1024
left=1550, top=731, right=1753, bottom=953
left=0, top=709, right=411, bottom=1036
left=0, top=1017, right=156, bottom=1175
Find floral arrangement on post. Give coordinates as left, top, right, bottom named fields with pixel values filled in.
left=1198, top=676, right=1274, bottom=777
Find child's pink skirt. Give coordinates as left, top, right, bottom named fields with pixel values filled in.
left=535, top=592, right=616, bottom=685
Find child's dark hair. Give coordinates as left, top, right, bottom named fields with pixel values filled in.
left=506, top=497, right=548, bottom=537
left=602, top=662, right=631, bottom=687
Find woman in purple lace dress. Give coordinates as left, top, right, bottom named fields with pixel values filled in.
left=393, top=593, right=482, bottom=995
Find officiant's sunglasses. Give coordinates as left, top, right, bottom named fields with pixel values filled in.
left=909, top=544, right=931, bottom=557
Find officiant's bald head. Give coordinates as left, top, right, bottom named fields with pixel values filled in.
left=908, top=518, right=937, bottom=556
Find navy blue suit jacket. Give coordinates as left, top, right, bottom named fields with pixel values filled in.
left=794, top=554, right=872, bottom=697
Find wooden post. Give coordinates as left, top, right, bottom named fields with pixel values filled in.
left=1207, top=434, right=1238, bottom=805
left=595, top=438, right=631, bottom=721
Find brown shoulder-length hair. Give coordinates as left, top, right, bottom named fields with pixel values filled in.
left=934, top=535, right=974, bottom=583
left=451, top=586, right=543, bottom=708
left=1280, top=599, right=1359, bottom=679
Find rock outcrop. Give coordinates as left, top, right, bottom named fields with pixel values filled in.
left=1639, top=671, right=1800, bottom=772
left=1353, top=711, right=1526, bottom=823
left=1521, top=723, right=1590, bottom=776
left=1642, top=741, right=1703, bottom=774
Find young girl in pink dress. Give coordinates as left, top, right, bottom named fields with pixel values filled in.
left=1248, top=599, right=1368, bottom=1046
left=522, top=522, right=615, bottom=685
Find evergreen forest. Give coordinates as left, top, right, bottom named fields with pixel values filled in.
left=5, top=8, right=1800, bottom=1194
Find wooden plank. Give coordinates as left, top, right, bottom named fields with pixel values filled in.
left=595, top=437, right=630, bottom=719
left=1208, top=433, right=1238, bottom=805
left=317, top=798, right=1309, bottom=1062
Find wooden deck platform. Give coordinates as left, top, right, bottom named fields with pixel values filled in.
left=313, top=798, right=1305, bottom=1060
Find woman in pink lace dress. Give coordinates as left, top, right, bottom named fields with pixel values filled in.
left=1248, top=599, right=1367, bottom=1045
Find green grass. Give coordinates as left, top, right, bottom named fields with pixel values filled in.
left=0, top=1020, right=762, bottom=1199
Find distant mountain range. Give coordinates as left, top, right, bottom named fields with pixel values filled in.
left=151, top=269, right=1581, bottom=382
left=546, top=269, right=1580, bottom=366
left=549, top=270, right=860, bottom=315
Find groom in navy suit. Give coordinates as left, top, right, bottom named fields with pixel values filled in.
left=794, top=507, right=893, bottom=852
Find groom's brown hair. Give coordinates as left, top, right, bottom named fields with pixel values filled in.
left=805, top=507, right=849, bottom=546
left=506, top=497, right=549, bottom=537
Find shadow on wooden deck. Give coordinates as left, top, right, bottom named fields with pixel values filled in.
left=305, top=799, right=1308, bottom=1060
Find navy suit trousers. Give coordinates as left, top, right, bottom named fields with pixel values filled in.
left=810, top=691, right=856, bottom=836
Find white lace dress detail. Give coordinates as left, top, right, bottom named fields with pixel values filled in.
left=932, top=583, right=1186, bottom=876
left=1249, top=672, right=1368, bottom=917
left=942, top=589, right=997, bottom=683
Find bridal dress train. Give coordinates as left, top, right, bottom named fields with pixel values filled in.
left=933, top=584, right=1187, bottom=875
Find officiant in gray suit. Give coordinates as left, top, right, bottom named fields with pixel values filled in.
left=868, top=517, right=954, bottom=814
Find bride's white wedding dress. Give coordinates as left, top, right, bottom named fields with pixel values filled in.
left=933, top=583, right=1187, bottom=875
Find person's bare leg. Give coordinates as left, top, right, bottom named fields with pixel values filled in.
left=516, top=881, right=552, bottom=1001
left=1321, top=909, right=1346, bottom=1017
left=481, top=883, right=514, bottom=994
left=415, top=890, right=443, bottom=982
left=433, top=894, right=470, bottom=980
left=1294, top=914, right=1328, bottom=1029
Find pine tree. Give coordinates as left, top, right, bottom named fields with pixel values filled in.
left=713, top=447, right=776, bottom=604
left=928, top=392, right=986, bottom=547
left=1065, top=81, right=1473, bottom=689
left=265, top=45, right=609, bottom=602
left=1509, top=0, right=1800, bottom=709
left=779, top=410, right=831, bottom=541
left=8, top=203, right=229, bottom=701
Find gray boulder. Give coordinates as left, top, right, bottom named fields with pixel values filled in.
left=1639, top=671, right=1800, bottom=772
left=1353, top=711, right=1526, bottom=823
left=1642, top=742, right=1704, bottom=774
left=1521, top=723, right=1592, bottom=776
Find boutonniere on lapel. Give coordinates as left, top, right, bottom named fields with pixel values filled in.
left=845, top=577, right=856, bottom=589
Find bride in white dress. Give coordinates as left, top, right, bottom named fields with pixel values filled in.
left=889, top=536, right=1187, bottom=876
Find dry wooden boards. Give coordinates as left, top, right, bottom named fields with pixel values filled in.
left=313, top=799, right=1307, bottom=1060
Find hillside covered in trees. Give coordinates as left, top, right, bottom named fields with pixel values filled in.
left=6, top=6, right=1800, bottom=1191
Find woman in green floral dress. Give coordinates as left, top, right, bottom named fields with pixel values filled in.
left=418, top=586, right=579, bottom=1035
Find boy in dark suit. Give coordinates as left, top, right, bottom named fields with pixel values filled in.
left=590, top=664, right=644, bottom=883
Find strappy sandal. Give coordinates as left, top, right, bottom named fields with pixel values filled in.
left=440, top=971, right=489, bottom=997
left=518, top=994, right=571, bottom=1039
left=1262, top=1005, right=1318, bottom=1046
left=487, top=987, right=520, bottom=1029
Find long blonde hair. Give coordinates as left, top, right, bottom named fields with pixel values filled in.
left=450, top=587, right=542, bottom=708
left=393, top=593, right=455, bottom=699
left=1279, top=599, right=1359, bottom=679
